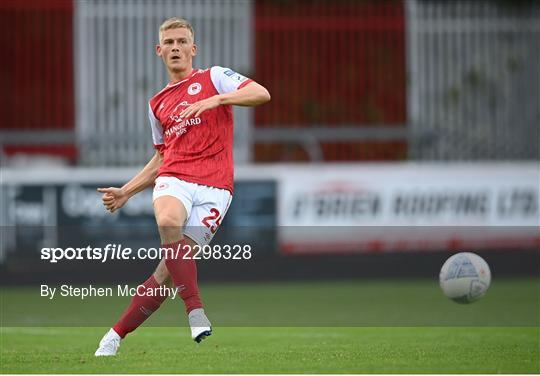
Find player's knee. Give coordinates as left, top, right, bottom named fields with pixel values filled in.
left=156, top=214, right=183, bottom=242
left=156, top=212, right=182, bottom=228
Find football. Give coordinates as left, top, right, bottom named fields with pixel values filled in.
left=439, top=252, right=491, bottom=303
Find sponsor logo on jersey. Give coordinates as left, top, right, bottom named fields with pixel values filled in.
left=165, top=117, right=202, bottom=138
left=224, top=69, right=248, bottom=83
left=171, top=101, right=191, bottom=113
left=188, top=82, right=202, bottom=95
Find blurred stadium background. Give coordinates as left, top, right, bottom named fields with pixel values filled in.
left=0, top=0, right=539, bottom=302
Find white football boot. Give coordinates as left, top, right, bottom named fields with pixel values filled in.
left=94, top=328, right=121, bottom=356
left=188, top=308, right=212, bottom=343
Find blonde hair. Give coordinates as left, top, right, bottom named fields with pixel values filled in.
left=159, top=17, right=195, bottom=42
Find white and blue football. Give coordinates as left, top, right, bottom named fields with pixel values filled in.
left=439, top=252, right=491, bottom=304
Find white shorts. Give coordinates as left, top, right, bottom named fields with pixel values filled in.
left=152, top=176, right=233, bottom=246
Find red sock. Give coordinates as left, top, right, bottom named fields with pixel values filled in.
left=163, top=239, right=203, bottom=313
left=113, top=275, right=167, bottom=338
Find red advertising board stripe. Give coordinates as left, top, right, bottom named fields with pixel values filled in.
left=281, top=236, right=540, bottom=255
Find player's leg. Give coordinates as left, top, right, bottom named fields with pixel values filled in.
left=155, top=195, right=205, bottom=317
left=159, top=230, right=211, bottom=343
left=95, top=178, right=191, bottom=356
left=94, top=259, right=176, bottom=357
left=181, top=185, right=233, bottom=342
left=152, top=178, right=215, bottom=343
left=107, top=260, right=173, bottom=342
left=95, top=270, right=170, bottom=356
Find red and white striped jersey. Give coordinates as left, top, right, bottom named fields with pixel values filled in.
left=148, top=66, right=252, bottom=194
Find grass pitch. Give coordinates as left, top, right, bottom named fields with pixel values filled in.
left=1, top=278, right=539, bottom=373
left=1, top=327, right=538, bottom=373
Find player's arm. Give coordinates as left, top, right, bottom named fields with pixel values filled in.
left=217, top=81, right=271, bottom=107
left=180, top=82, right=270, bottom=118
left=97, top=151, right=163, bottom=213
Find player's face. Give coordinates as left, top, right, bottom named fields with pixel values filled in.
left=156, top=28, right=197, bottom=74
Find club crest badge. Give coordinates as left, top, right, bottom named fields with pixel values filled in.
left=155, top=182, right=169, bottom=191
left=188, top=83, right=202, bottom=95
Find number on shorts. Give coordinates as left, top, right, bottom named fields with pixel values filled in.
left=202, top=208, right=222, bottom=234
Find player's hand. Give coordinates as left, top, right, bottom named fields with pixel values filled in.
left=97, top=187, right=129, bottom=213
left=179, top=95, right=222, bottom=119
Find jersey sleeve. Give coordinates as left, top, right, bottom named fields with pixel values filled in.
left=210, top=66, right=253, bottom=94
left=148, top=103, right=165, bottom=153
